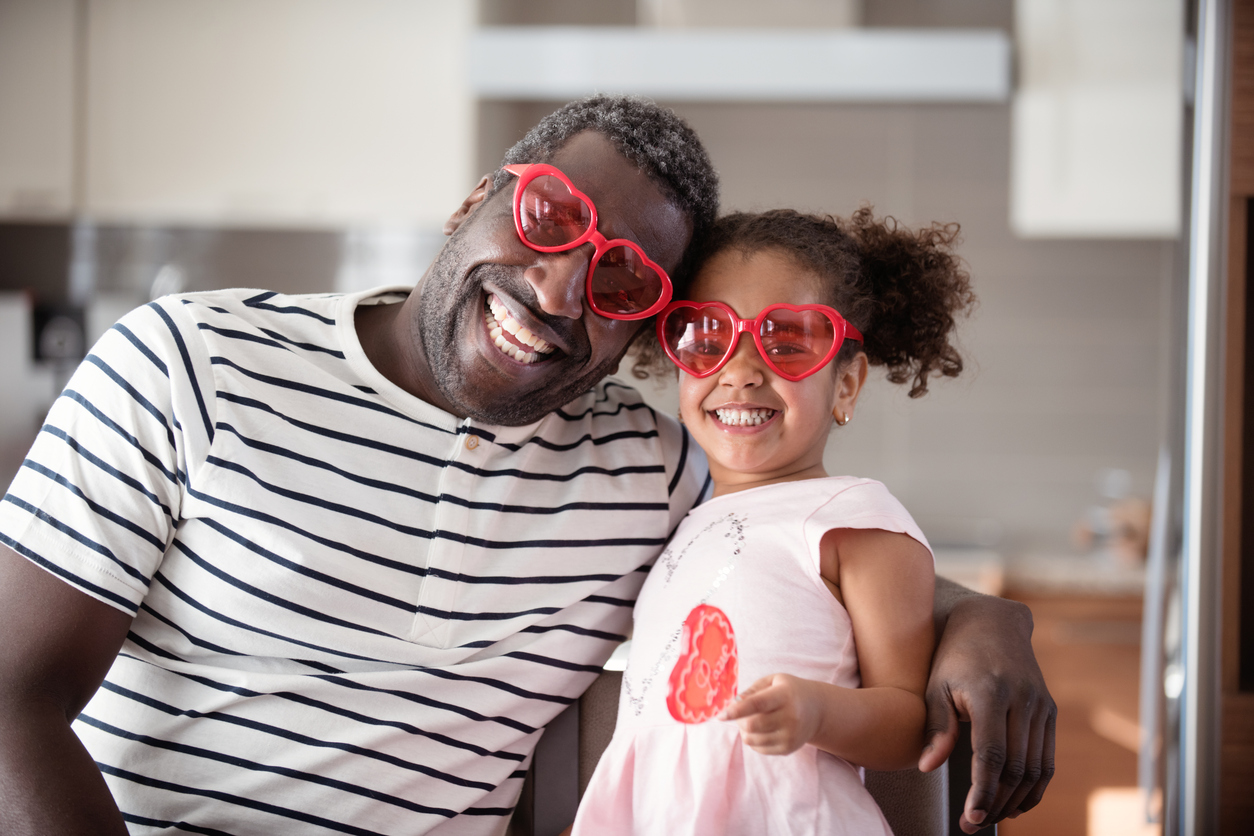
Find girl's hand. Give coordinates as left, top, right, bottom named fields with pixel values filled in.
left=720, top=673, right=824, bottom=755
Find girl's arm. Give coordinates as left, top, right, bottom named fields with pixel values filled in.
left=720, top=527, right=934, bottom=771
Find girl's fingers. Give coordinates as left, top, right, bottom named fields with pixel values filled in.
left=742, top=735, right=790, bottom=755
left=719, top=675, right=781, bottom=721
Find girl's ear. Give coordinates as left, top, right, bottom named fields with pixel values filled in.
left=832, top=352, right=869, bottom=423
left=443, top=175, right=493, bottom=235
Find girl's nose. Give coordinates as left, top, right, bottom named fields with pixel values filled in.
left=523, top=247, right=591, bottom=320
left=717, top=338, right=766, bottom=388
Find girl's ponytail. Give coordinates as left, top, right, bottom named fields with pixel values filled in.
left=846, top=207, right=976, bottom=397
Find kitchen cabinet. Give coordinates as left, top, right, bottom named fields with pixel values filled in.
left=0, top=0, right=76, bottom=219
left=1001, top=591, right=1148, bottom=836
left=1, top=0, right=475, bottom=228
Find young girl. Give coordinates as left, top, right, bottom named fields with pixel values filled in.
left=570, top=208, right=975, bottom=835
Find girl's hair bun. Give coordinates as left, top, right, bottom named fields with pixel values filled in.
left=843, top=206, right=976, bottom=397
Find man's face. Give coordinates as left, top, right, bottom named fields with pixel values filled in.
left=415, top=131, right=692, bottom=425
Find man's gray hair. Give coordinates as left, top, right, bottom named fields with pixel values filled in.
left=494, top=94, right=720, bottom=285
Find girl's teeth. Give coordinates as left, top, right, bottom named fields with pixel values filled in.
left=714, top=408, right=776, bottom=426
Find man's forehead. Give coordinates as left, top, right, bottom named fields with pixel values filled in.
left=546, top=132, right=692, bottom=273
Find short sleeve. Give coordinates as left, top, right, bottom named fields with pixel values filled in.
left=655, top=411, right=711, bottom=535
left=0, top=298, right=216, bottom=615
left=801, top=478, right=933, bottom=566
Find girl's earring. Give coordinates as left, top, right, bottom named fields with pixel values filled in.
left=678, top=410, right=684, bottom=425
left=835, top=411, right=852, bottom=426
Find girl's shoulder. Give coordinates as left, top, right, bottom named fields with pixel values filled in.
left=691, top=475, right=890, bottom=511
left=686, top=476, right=911, bottom=532
left=802, top=477, right=932, bottom=558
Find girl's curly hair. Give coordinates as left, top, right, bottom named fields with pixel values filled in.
left=631, top=207, right=976, bottom=397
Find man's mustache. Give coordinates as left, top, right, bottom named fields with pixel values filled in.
left=470, top=264, right=589, bottom=359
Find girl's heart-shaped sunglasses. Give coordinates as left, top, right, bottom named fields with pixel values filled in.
left=658, top=300, right=864, bottom=381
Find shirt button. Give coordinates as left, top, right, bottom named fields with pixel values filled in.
left=465, top=435, right=479, bottom=450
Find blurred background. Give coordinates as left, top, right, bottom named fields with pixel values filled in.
left=0, top=1, right=1237, bottom=834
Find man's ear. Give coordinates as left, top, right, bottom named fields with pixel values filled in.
left=443, top=175, right=493, bottom=235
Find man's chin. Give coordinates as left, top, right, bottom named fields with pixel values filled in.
left=454, top=391, right=565, bottom=427
left=439, top=359, right=610, bottom=427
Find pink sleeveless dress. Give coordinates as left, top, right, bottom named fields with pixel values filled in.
left=571, top=476, right=932, bottom=836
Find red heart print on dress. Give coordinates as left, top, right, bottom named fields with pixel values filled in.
left=666, top=604, right=739, bottom=724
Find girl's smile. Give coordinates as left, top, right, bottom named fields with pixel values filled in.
left=679, top=248, right=867, bottom=497
left=709, top=405, right=779, bottom=428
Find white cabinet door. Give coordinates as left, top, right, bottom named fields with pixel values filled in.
left=83, top=0, right=473, bottom=227
left=0, top=0, right=76, bottom=220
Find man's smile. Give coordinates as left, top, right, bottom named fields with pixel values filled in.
left=483, top=293, right=557, bottom=365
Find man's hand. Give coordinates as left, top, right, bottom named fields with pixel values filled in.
left=919, top=579, right=1056, bottom=832
left=721, top=673, right=823, bottom=756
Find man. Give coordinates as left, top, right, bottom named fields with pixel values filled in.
left=0, top=96, right=1052, bottom=835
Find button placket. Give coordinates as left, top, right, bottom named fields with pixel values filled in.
left=408, top=426, right=479, bottom=647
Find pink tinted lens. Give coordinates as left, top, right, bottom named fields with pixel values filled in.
left=759, top=309, right=836, bottom=376
left=517, top=174, right=593, bottom=247
left=589, top=245, right=666, bottom=316
left=663, top=306, right=736, bottom=374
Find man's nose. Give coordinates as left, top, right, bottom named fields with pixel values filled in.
left=522, top=247, right=591, bottom=320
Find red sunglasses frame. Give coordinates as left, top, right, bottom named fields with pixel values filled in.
left=503, top=164, right=674, bottom=321
left=658, top=300, right=864, bottom=382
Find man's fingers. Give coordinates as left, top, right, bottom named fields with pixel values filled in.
left=963, top=694, right=1010, bottom=829
left=999, top=701, right=1050, bottom=817
left=980, top=698, right=1035, bottom=825
left=1011, top=703, right=1057, bottom=815
left=919, top=685, right=961, bottom=772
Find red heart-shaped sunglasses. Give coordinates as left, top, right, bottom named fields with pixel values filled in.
left=658, top=300, right=864, bottom=381
left=504, top=164, right=674, bottom=320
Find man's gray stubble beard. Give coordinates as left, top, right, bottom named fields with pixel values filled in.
left=416, top=253, right=616, bottom=427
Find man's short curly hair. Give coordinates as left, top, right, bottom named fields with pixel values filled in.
left=490, top=95, right=720, bottom=290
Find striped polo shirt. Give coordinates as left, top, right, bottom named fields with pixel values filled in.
left=0, top=287, right=709, bottom=836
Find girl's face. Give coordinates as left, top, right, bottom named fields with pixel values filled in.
left=679, top=248, right=867, bottom=497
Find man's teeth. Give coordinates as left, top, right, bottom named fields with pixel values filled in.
left=485, top=296, right=555, bottom=364
left=714, top=408, right=776, bottom=426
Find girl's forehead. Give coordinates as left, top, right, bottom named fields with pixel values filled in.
left=690, top=248, right=826, bottom=310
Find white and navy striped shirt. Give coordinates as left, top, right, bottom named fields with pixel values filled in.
left=0, top=287, right=709, bottom=836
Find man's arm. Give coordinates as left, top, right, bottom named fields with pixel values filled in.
left=0, top=544, right=133, bottom=835
left=918, top=576, right=1056, bottom=833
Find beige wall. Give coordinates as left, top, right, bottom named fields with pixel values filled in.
left=686, top=101, right=1175, bottom=555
